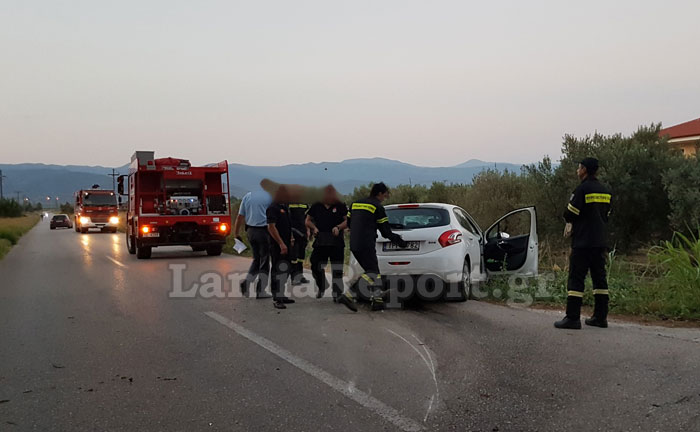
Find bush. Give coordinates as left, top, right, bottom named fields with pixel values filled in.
left=0, top=199, right=23, bottom=217
left=663, top=153, right=700, bottom=233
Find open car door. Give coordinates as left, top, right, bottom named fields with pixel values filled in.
left=483, top=207, right=538, bottom=276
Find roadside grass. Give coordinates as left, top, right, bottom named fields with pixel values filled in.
left=482, top=237, right=700, bottom=322
left=0, top=214, right=40, bottom=259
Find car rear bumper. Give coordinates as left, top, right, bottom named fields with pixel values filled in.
left=350, top=246, right=466, bottom=283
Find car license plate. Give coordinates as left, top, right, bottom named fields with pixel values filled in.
left=383, top=241, right=419, bottom=251
left=144, top=233, right=160, bottom=238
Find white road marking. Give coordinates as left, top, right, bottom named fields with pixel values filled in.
left=205, top=311, right=425, bottom=432
left=106, top=256, right=127, bottom=268
left=385, top=329, right=440, bottom=422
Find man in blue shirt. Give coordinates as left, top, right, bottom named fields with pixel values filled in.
left=233, top=190, right=273, bottom=298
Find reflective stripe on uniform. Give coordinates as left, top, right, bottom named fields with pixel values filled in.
left=567, top=290, right=584, bottom=298
left=360, top=273, right=381, bottom=284
left=593, top=289, right=609, bottom=295
left=567, top=203, right=580, bottom=215
left=377, top=217, right=388, bottom=223
left=289, top=204, right=308, bottom=209
left=585, top=193, right=611, bottom=204
left=352, top=203, right=377, bottom=213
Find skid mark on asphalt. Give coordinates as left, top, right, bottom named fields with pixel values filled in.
left=106, top=256, right=127, bottom=268
left=385, top=328, right=440, bottom=422
left=205, top=311, right=425, bottom=432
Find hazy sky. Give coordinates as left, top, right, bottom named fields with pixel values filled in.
left=2, top=0, right=699, bottom=167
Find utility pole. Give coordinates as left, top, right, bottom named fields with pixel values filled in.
left=0, top=170, right=5, bottom=199
left=108, top=169, right=120, bottom=194
left=14, top=191, right=22, bottom=202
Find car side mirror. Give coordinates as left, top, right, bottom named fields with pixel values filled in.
left=117, top=175, right=125, bottom=195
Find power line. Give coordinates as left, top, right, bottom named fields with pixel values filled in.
left=0, top=170, right=6, bottom=199
left=108, top=169, right=120, bottom=193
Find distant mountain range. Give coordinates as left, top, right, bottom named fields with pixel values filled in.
left=0, top=158, right=523, bottom=205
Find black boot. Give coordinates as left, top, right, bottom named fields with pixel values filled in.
left=337, top=292, right=358, bottom=312
left=554, top=316, right=581, bottom=329
left=370, top=296, right=385, bottom=311
left=585, top=316, right=608, bottom=328
left=239, top=280, right=249, bottom=296
left=587, top=293, right=609, bottom=328
left=555, top=295, right=582, bottom=329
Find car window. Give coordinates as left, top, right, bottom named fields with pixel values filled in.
left=385, top=207, right=450, bottom=230
left=486, top=210, right=532, bottom=240
left=452, top=208, right=478, bottom=235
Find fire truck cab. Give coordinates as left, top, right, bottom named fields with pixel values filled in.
left=118, top=151, right=232, bottom=259
left=74, top=187, right=120, bottom=233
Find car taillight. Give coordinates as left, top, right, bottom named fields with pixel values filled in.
left=438, top=229, right=462, bottom=247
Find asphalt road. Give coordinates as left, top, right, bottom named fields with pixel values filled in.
left=1, top=220, right=699, bottom=432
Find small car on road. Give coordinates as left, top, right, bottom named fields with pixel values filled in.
left=50, top=214, right=73, bottom=230
left=349, top=203, right=538, bottom=301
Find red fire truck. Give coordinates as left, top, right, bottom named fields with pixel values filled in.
left=117, top=151, right=232, bottom=259
left=74, top=187, right=120, bottom=233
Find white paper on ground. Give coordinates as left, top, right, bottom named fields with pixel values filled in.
left=233, top=238, right=247, bottom=254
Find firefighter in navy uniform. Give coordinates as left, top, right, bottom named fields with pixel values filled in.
left=289, top=202, right=311, bottom=285
left=555, top=157, right=612, bottom=330
left=337, top=182, right=407, bottom=312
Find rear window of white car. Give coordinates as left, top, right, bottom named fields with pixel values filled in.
left=385, top=207, right=450, bottom=230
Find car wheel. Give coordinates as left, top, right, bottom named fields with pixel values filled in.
left=50, top=226, right=55, bottom=230
left=454, top=259, right=471, bottom=302
left=136, top=245, right=152, bottom=259
left=206, top=245, right=223, bottom=256
left=126, top=230, right=136, bottom=255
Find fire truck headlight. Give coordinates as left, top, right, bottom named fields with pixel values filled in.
left=79, top=216, right=90, bottom=225
left=109, top=216, right=119, bottom=224
left=219, top=223, right=228, bottom=232
left=141, top=226, right=150, bottom=234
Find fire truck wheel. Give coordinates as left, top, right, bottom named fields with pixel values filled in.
left=74, top=221, right=79, bottom=232
left=136, top=245, right=152, bottom=259
left=206, top=245, right=223, bottom=256
left=126, top=233, right=136, bottom=255
left=80, top=227, right=88, bottom=234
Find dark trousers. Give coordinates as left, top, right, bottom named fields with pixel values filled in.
left=566, top=247, right=609, bottom=320
left=270, top=243, right=291, bottom=300
left=245, top=226, right=270, bottom=293
left=351, top=247, right=382, bottom=299
left=291, top=235, right=307, bottom=280
left=310, top=244, right=345, bottom=295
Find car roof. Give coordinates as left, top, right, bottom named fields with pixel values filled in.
left=385, top=203, right=458, bottom=210
left=53, top=214, right=69, bottom=217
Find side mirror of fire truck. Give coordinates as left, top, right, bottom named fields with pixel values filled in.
left=117, top=175, right=126, bottom=195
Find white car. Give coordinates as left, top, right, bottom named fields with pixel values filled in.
left=348, top=203, right=538, bottom=301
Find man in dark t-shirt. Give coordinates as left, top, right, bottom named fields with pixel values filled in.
left=306, top=186, right=348, bottom=301
left=266, top=186, right=296, bottom=309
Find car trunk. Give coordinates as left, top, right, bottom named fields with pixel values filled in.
left=375, top=205, right=452, bottom=256
left=376, top=225, right=447, bottom=256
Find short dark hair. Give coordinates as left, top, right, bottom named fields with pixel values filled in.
left=370, top=182, right=389, bottom=197
left=580, top=157, right=599, bottom=176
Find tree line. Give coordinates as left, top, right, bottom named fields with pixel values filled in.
left=349, top=123, right=700, bottom=254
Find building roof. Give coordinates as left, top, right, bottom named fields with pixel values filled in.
left=659, top=117, right=700, bottom=140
